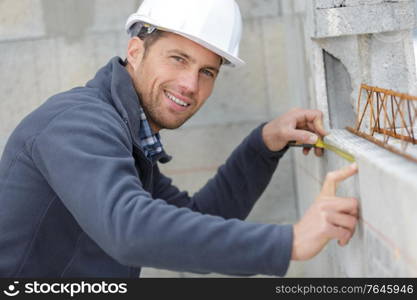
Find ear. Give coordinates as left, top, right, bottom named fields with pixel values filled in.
left=126, top=37, right=145, bottom=70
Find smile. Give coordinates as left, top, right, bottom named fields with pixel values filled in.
left=165, top=91, right=190, bottom=107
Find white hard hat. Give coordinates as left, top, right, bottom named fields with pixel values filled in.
left=125, top=0, right=245, bottom=68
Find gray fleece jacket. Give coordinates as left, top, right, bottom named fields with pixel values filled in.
left=0, top=57, right=292, bottom=277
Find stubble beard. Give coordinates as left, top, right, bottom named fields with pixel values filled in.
left=138, top=90, right=194, bottom=131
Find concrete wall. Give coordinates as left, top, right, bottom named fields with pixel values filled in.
left=0, top=0, right=298, bottom=277
left=282, top=0, right=417, bottom=277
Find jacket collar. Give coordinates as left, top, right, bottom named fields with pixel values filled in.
left=86, top=57, right=172, bottom=163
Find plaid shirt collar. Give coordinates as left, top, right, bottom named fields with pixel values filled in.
left=138, top=104, right=170, bottom=163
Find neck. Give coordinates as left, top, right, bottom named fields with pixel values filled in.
left=125, top=64, right=161, bottom=134
left=149, top=121, right=161, bottom=134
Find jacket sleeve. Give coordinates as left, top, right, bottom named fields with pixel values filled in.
left=154, top=124, right=289, bottom=220
left=31, top=104, right=293, bottom=276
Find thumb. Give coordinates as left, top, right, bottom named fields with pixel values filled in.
left=287, top=129, right=318, bottom=145
left=313, top=116, right=329, bottom=137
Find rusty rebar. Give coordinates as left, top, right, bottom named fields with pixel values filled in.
left=348, top=84, right=417, bottom=163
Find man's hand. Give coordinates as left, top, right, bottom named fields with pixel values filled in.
left=262, top=108, right=328, bottom=156
left=291, top=163, right=359, bottom=261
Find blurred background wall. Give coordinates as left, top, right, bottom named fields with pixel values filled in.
left=0, top=0, right=300, bottom=277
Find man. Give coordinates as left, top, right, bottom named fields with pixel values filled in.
left=0, top=0, right=358, bottom=277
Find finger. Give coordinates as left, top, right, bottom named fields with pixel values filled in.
left=313, top=115, right=329, bottom=137
left=294, top=109, right=322, bottom=123
left=338, top=230, right=353, bottom=246
left=314, top=147, right=323, bottom=157
left=320, top=196, right=359, bottom=216
left=327, top=225, right=351, bottom=245
left=294, top=109, right=329, bottom=137
left=287, top=129, right=318, bottom=145
left=303, top=147, right=310, bottom=155
left=338, top=198, right=359, bottom=216
left=326, top=212, right=358, bottom=232
left=321, top=163, right=358, bottom=196
left=320, top=197, right=359, bottom=218
left=305, top=119, right=326, bottom=138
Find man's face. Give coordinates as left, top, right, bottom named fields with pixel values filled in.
left=127, top=32, right=222, bottom=132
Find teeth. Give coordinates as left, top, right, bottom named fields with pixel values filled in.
left=166, top=92, right=189, bottom=107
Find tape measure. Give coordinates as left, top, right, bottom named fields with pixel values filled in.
left=289, top=138, right=355, bottom=162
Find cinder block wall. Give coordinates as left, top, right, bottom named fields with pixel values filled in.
left=281, top=0, right=417, bottom=277
left=0, top=0, right=298, bottom=277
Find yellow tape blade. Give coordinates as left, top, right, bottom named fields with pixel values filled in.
left=315, top=138, right=356, bottom=162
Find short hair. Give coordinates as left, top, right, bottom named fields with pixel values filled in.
left=125, top=23, right=165, bottom=64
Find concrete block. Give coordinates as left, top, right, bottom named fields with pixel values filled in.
left=0, top=39, right=60, bottom=138
left=364, top=229, right=411, bottom=277
left=184, top=19, right=270, bottom=128
left=40, top=0, right=95, bottom=42
left=359, top=161, right=417, bottom=276
left=55, top=36, right=97, bottom=90
left=89, top=0, right=139, bottom=33
left=33, top=40, right=62, bottom=102
left=293, top=0, right=308, bottom=14
left=261, top=17, right=292, bottom=118
left=285, top=261, right=306, bottom=277
left=159, top=122, right=260, bottom=173
left=158, top=170, right=216, bottom=199
left=408, top=35, right=417, bottom=95
left=0, top=0, right=45, bottom=41
left=90, top=33, right=123, bottom=67
left=335, top=226, right=366, bottom=276
left=281, top=13, right=311, bottom=110
left=317, top=0, right=381, bottom=9
left=293, top=150, right=323, bottom=215
left=324, top=129, right=417, bottom=276
left=280, top=0, right=294, bottom=16
left=368, top=33, right=411, bottom=93
left=0, top=135, right=9, bottom=158
left=313, top=1, right=415, bottom=38
left=300, top=243, right=338, bottom=276
left=117, top=32, right=130, bottom=60
left=316, top=0, right=342, bottom=9
left=140, top=267, right=183, bottom=278
left=247, top=155, right=297, bottom=224
left=237, top=0, right=281, bottom=19
left=0, top=32, right=126, bottom=139
left=55, top=33, right=120, bottom=91
left=281, top=0, right=308, bottom=16
left=0, top=40, right=34, bottom=136
left=316, top=0, right=412, bottom=9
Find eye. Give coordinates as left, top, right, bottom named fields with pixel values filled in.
left=171, top=56, right=185, bottom=63
left=201, top=69, right=215, bottom=78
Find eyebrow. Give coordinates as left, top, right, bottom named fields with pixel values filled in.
left=167, top=49, right=220, bottom=74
